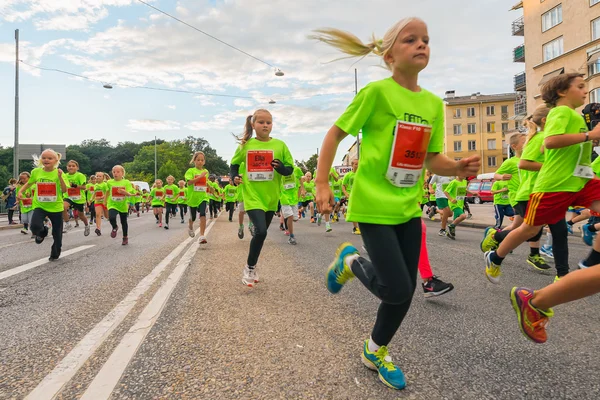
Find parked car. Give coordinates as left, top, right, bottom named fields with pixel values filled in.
left=466, top=179, right=494, bottom=204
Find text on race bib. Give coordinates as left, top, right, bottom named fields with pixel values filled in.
left=574, top=141, right=594, bottom=179
left=67, top=187, right=81, bottom=201
left=456, top=187, right=466, bottom=201
left=165, top=189, right=174, bottom=199
left=194, top=175, right=207, bottom=192
left=37, top=182, right=57, bottom=202
left=22, top=198, right=33, bottom=207
left=247, top=150, right=274, bottom=181
left=387, top=121, right=431, bottom=188
left=155, top=191, right=163, bottom=197
left=112, top=186, right=125, bottom=201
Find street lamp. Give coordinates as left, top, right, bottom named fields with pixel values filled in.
left=269, top=99, right=276, bottom=104
left=103, top=83, right=113, bottom=89
left=274, top=68, right=284, bottom=77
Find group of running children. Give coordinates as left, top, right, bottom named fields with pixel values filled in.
left=10, top=17, right=600, bottom=392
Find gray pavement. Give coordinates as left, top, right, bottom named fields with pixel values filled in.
left=0, top=208, right=599, bottom=399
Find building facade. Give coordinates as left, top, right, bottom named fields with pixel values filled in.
left=511, top=0, right=600, bottom=115
left=444, top=92, right=518, bottom=174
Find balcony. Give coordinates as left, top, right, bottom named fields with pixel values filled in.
left=512, top=16, right=524, bottom=36
left=514, top=102, right=527, bottom=116
left=513, top=45, right=525, bottom=63
left=514, top=72, right=526, bottom=91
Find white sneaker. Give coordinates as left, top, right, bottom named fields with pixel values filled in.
left=84, top=225, right=90, bottom=236
left=188, top=229, right=195, bottom=238
left=242, top=266, right=256, bottom=287
left=199, top=236, right=207, bottom=244
left=63, top=222, right=72, bottom=233
left=325, top=222, right=332, bottom=232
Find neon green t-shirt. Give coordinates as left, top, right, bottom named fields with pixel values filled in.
left=177, top=187, right=187, bottom=204
left=163, top=184, right=179, bottom=204
left=592, top=155, right=600, bottom=176
left=302, top=181, right=315, bottom=201
left=231, top=137, right=294, bottom=212
left=429, top=183, right=436, bottom=201
left=106, top=179, right=134, bottom=213
left=515, top=132, right=545, bottom=202
left=534, top=106, right=592, bottom=194
left=63, top=172, right=87, bottom=205
left=86, top=183, right=96, bottom=203
left=184, top=168, right=209, bottom=207
left=495, top=157, right=520, bottom=207
left=280, top=166, right=304, bottom=206
left=421, top=186, right=429, bottom=205
left=150, top=187, right=165, bottom=207
left=224, top=184, right=238, bottom=203
left=18, top=184, right=34, bottom=213
left=492, top=180, right=510, bottom=205
left=334, top=77, right=444, bottom=224
left=342, top=171, right=355, bottom=196
left=333, top=180, right=343, bottom=199
left=28, top=168, right=67, bottom=213
left=445, top=179, right=467, bottom=210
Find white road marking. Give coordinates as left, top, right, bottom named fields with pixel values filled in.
left=80, top=215, right=220, bottom=399
left=0, top=245, right=95, bottom=282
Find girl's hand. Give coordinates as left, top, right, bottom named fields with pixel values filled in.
left=58, top=169, right=63, bottom=176
left=456, top=156, right=481, bottom=177
left=315, top=182, right=334, bottom=214
left=271, top=160, right=282, bottom=169
left=118, top=188, right=128, bottom=196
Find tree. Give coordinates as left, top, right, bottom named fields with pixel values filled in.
left=296, top=154, right=318, bottom=174
left=65, top=148, right=92, bottom=175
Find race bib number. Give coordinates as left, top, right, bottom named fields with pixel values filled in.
left=95, top=190, right=104, bottom=199
left=37, top=182, right=57, bottom=202
left=22, top=198, right=33, bottom=207
left=247, top=150, right=274, bottom=181
left=194, top=175, right=207, bottom=192
left=574, top=141, right=595, bottom=179
left=283, top=175, right=296, bottom=190
left=228, top=189, right=236, bottom=197
left=112, top=186, right=125, bottom=201
left=155, top=191, right=164, bottom=198
left=386, top=121, right=431, bottom=188
left=283, top=182, right=296, bottom=190
left=67, top=187, right=81, bottom=201
left=179, top=191, right=186, bottom=200
left=456, top=187, right=466, bottom=201
left=165, top=189, right=174, bottom=199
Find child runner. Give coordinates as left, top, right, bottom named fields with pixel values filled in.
left=342, top=159, right=360, bottom=234
left=207, top=175, right=219, bottom=219
left=133, top=185, right=142, bottom=217
left=86, top=175, right=96, bottom=225
left=280, top=165, right=304, bottom=244
left=484, top=73, right=600, bottom=283
left=141, top=189, right=150, bottom=213
left=236, top=175, right=247, bottom=239
left=230, top=109, right=294, bottom=287
left=91, top=171, right=107, bottom=236
left=443, top=175, right=472, bottom=240
left=311, top=18, right=480, bottom=390
left=428, top=174, right=453, bottom=236
left=163, top=175, right=179, bottom=230
left=224, top=179, right=238, bottom=222
left=177, top=180, right=188, bottom=223
left=62, top=160, right=91, bottom=236
left=105, top=165, right=134, bottom=245
left=185, top=152, right=210, bottom=243
left=150, top=179, right=165, bottom=228
left=491, top=179, right=512, bottom=229
left=17, top=149, right=68, bottom=261
left=17, top=172, right=33, bottom=236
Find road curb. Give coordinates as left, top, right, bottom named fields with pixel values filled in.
left=0, top=224, right=24, bottom=231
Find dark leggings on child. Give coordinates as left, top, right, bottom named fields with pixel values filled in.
left=135, top=202, right=140, bottom=212
left=180, top=204, right=188, bottom=219
left=353, top=218, right=421, bottom=346
left=549, top=220, right=569, bottom=276
left=246, top=209, right=275, bottom=266
left=226, top=202, right=235, bottom=220
left=189, top=201, right=207, bottom=222
left=7, top=209, right=15, bottom=224
left=165, top=203, right=177, bottom=224
left=209, top=199, right=218, bottom=217
left=31, top=209, right=63, bottom=259
left=109, top=209, right=128, bottom=236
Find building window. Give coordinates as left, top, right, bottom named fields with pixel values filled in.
left=467, top=107, right=476, bottom=117
left=454, top=141, right=462, bottom=152
left=515, top=121, right=520, bottom=129
left=486, top=106, right=495, bottom=116
left=453, top=124, right=462, bottom=135
left=589, top=52, right=600, bottom=76
left=502, top=122, right=509, bottom=132
left=487, top=122, right=496, bottom=133
left=593, top=18, right=600, bottom=40
left=488, top=139, right=497, bottom=150
left=468, top=140, right=476, bottom=151
left=488, top=156, right=497, bottom=167
left=454, top=109, right=462, bottom=118
left=543, top=37, right=563, bottom=62
left=593, top=0, right=600, bottom=6
left=590, top=88, right=600, bottom=103
left=542, top=5, right=562, bottom=32
left=468, top=123, right=476, bottom=134
left=501, top=105, right=509, bottom=114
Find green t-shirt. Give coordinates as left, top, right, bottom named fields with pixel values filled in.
left=236, top=184, right=244, bottom=202
left=184, top=168, right=209, bottom=207
left=429, top=183, right=436, bottom=201
left=333, top=180, right=343, bottom=199
left=150, top=187, right=165, bottom=207
left=495, top=157, right=520, bottom=206
left=534, top=106, right=591, bottom=194
left=86, top=183, right=95, bottom=202
left=280, top=166, right=304, bottom=206
left=421, top=186, right=429, bottom=204
left=515, top=132, right=545, bottom=202
left=18, top=184, right=34, bottom=213
left=63, top=171, right=87, bottom=204
left=93, top=182, right=107, bottom=203
left=106, top=179, right=134, bottom=213
left=335, top=77, right=444, bottom=224
left=177, top=187, right=187, bottom=204
left=302, top=181, right=315, bottom=201
left=28, top=168, right=66, bottom=213
left=445, top=179, right=467, bottom=210
left=163, top=184, right=179, bottom=204
left=492, top=180, right=510, bottom=205
left=224, top=184, right=238, bottom=203
left=592, top=155, right=600, bottom=176
left=342, top=171, right=356, bottom=195
left=231, top=137, right=294, bottom=212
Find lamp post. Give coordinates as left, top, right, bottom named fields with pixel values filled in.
left=154, top=136, right=157, bottom=182
left=13, top=29, right=19, bottom=179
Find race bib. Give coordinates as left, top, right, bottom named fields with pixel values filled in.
left=247, top=150, right=274, bottom=181
left=67, top=187, right=81, bottom=201
left=179, top=191, right=186, bottom=200
left=228, top=189, right=236, bottom=197
left=112, top=186, right=125, bottom=201
left=37, top=182, right=57, bottom=202
left=95, top=190, right=104, bottom=199
left=194, top=175, right=207, bottom=192
left=155, top=191, right=164, bottom=198
left=22, top=198, right=33, bottom=207
left=165, top=189, right=174, bottom=199
left=501, top=193, right=509, bottom=200
left=386, top=121, right=431, bottom=188
left=574, top=141, right=595, bottom=179
left=456, top=187, right=466, bottom=201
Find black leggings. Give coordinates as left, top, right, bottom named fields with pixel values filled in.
left=7, top=209, right=15, bottom=224
left=209, top=199, right=218, bottom=217
left=31, top=209, right=63, bottom=259
left=226, top=202, right=235, bottom=220
left=246, top=209, right=275, bottom=266
left=549, top=220, right=569, bottom=277
left=179, top=204, right=188, bottom=219
left=135, top=202, right=140, bottom=212
left=165, top=203, right=177, bottom=224
left=189, top=201, right=207, bottom=222
left=109, top=209, right=128, bottom=236
left=353, top=218, right=421, bottom=346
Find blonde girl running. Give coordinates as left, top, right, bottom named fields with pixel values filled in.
left=177, top=180, right=188, bottom=223
left=62, top=160, right=91, bottom=236
left=311, top=19, right=480, bottom=390
left=91, top=171, right=107, bottom=236
left=185, top=152, right=210, bottom=243
left=17, top=172, right=33, bottom=236
left=105, top=165, right=134, bottom=245
left=163, top=175, right=179, bottom=229
left=17, top=149, right=69, bottom=261
left=150, top=179, right=165, bottom=227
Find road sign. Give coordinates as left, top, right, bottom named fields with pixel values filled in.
left=335, top=165, right=353, bottom=177
left=17, top=144, right=66, bottom=161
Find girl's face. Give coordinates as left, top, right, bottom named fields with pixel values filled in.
left=67, top=162, right=78, bottom=174
left=95, top=173, right=103, bottom=181
left=194, top=154, right=205, bottom=169
left=167, top=177, right=175, bottom=185
left=351, top=160, right=358, bottom=172
left=561, top=77, right=588, bottom=108
left=90, top=176, right=96, bottom=183
left=305, top=172, right=312, bottom=180
left=179, top=181, right=185, bottom=188
left=19, top=174, right=28, bottom=184
left=252, top=112, right=273, bottom=141
left=385, top=20, right=430, bottom=74
left=512, top=136, right=527, bottom=153
left=234, top=176, right=241, bottom=185
left=112, top=167, right=124, bottom=180
left=155, top=180, right=163, bottom=188
left=40, top=151, right=58, bottom=169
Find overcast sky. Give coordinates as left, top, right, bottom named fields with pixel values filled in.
left=0, top=0, right=524, bottom=165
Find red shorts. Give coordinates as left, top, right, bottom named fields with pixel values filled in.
left=525, top=179, right=600, bottom=226
left=94, top=203, right=107, bottom=211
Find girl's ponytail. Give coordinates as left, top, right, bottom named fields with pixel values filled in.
left=234, top=109, right=272, bottom=145
left=524, top=104, right=551, bottom=143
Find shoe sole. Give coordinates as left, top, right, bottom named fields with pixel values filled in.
left=509, top=287, right=543, bottom=344
left=360, top=354, right=405, bottom=390
left=526, top=260, right=551, bottom=271
left=326, top=228, right=332, bottom=232
left=423, top=284, right=454, bottom=298
left=242, top=279, right=254, bottom=288
left=325, top=242, right=355, bottom=294
left=480, top=227, right=491, bottom=253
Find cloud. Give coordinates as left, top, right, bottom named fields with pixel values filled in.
left=194, top=95, right=217, bottom=106
left=233, top=99, right=253, bottom=108
left=126, top=119, right=181, bottom=132
left=166, top=105, right=176, bottom=110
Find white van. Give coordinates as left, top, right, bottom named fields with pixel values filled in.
left=130, top=181, right=150, bottom=192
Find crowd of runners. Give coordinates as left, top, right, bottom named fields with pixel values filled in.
left=6, top=17, right=600, bottom=392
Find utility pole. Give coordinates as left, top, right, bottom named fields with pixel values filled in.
left=14, top=29, right=19, bottom=178
left=355, top=68, right=360, bottom=160
left=154, top=136, right=158, bottom=182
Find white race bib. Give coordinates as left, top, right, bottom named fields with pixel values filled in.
left=37, top=182, right=57, bottom=202
left=386, top=121, right=431, bottom=188
left=247, top=150, right=274, bottom=181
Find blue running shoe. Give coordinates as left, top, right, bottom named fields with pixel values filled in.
left=540, top=245, right=554, bottom=259
left=361, top=340, right=406, bottom=390
left=326, top=242, right=358, bottom=294
left=567, top=223, right=573, bottom=235
left=582, top=223, right=596, bottom=246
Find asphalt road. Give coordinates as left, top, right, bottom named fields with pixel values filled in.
left=0, top=208, right=599, bottom=399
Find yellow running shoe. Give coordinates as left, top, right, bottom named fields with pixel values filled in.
left=484, top=251, right=502, bottom=284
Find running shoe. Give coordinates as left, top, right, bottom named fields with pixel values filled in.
left=567, top=223, right=574, bottom=235
left=353, top=227, right=361, bottom=235
left=288, top=236, right=297, bottom=245
left=284, top=230, right=290, bottom=236
left=553, top=275, right=562, bottom=283
left=484, top=251, right=502, bottom=284
left=582, top=223, right=596, bottom=246
left=438, top=229, right=446, bottom=236
left=480, top=227, right=498, bottom=253
left=164, top=224, right=169, bottom=230
left=64, top=221, right=73, bottom=232
left=110, top=227, right=118, bottom=238
left=326, top=222, right=332, bottom=232
left=242, top=266, right=256, bottom=287
left=238, top=225, right=244, bottom=239
left=326, top=242, right=358, bottom=294
left=158, top=223, right=162, bottom=228
left=317, top=214, right=322, bottom=226
left=95, top=228, right=101, bottom=236
left=138, top=212, right=141, bottom=218
left=199, top=236, right=207, bottom=244
left=311, top=217, right=316, bottom=223
left=156, top=219, right=159, bottom=224
left=422, top=276, right=454, bottom=298
left=467, top=213, right=473, bottom=220
left=427, top=206, right=437, bottom=220
left=48, top=256, right=59, bottom=262
left=578, top=260, right=590, bottom=269
left=83, top=225, right=90, bottom=236
left=189, top=229, right=195, bottom=238
left=279, top=223, right=285, bottom=231
left=361, top=340, right=406, bottom=390
left=180, top=219, right=185, bottom=224
left=510, top=287, right=554, bottom=343
left=122, top=237, right=128, bottom=246
left=527, top=255, right=551, bottom=271
left=20, top=228, right=28, bottom=235
left=446, top=224, right=456, bottom=240
left=35, top=235, right=45, bottom=244
left=540, top=245, right=554, bottom=259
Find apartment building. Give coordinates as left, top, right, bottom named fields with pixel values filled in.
left=444, top=91, right=518, bottom=174
left=511, top=0, right=600, bottom=115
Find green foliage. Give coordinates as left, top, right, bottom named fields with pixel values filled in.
left=296, top=153, right=318, bottom=174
